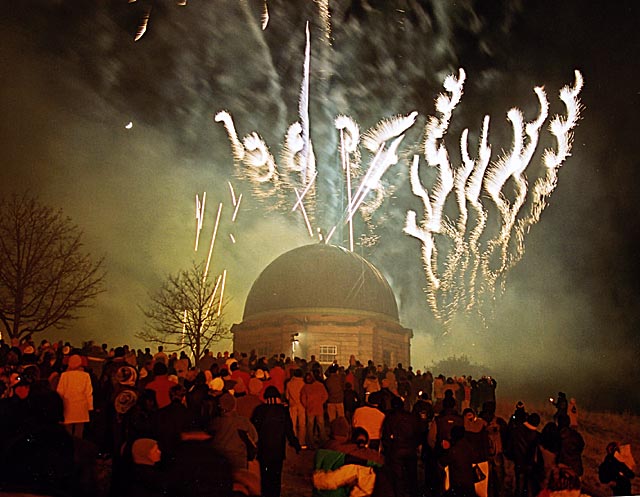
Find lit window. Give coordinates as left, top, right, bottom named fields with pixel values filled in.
left=319, top=345, right=337, bottom=364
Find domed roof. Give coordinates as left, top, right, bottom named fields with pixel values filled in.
left=243, top=244, right=399, bottom=321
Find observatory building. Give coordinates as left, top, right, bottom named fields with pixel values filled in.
left=231, top=244, right=412, bottom=366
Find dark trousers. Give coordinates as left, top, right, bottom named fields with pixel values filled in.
left=260, top=459, right=284, bottom=497
left=388, top=454, right=419, bottom=497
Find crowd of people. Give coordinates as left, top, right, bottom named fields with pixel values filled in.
left=0, top=337, right=635, bottom=497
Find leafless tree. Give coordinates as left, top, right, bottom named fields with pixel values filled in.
left=0, top=194, right=105, bottom=341
left=138, top=262, right=230, bottom=362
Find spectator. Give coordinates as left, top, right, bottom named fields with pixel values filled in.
left=57, top=353, right=94, bottom=439
left=210, top=392, right=258, bottom=471
left=557, top=414, right=585, bottom=478
left=251, top=385, right=301, bottom=497
left=301, top=372, right=329, bottom=449
left=598, top=442, right=635, bottom=496
left=286, top=368, right=307, bottom=447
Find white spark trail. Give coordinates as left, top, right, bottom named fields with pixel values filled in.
left=194, top=192, right=206, bottom=251
left=231, top=194, right=242, bottom=222
left=513, top=70, right=584, bottom=267
left=203, top=203, right=222, bottom=285
left=228, top=182, right=237, bottom=207
left=204, top=274, right=222, bottom=321
left=298, top=22, right=312, bottom=184
left=294, top=188, right=314, bottom=237
left=217, top=270, right=227, bottom=316
left=291, top=171, right=318, bottom=212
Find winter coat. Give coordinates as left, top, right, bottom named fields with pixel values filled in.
left=352, top=405, right=385, bottom=441
left=57, top=369, right=93, bottom=424
left=506, top=422, right=539, bottom=469
left=286, top=376, right=306, bottom=407
left=210, top=411, right=258, bottom=470
left=558, top=427, right=585, bottom=476
left=381, top=408, right=421, bottom=458
left=301, top=380, right=329, bottom=416
left=251, top=400, right=301, bottom=463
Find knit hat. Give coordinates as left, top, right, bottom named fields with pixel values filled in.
left=132, top=438, right=160, bottom=465
left=219, top=392, right=236, bottom=413
left=254, top=369, right=266, bottom=380
left=248, top=378, right=263, bottom=396
left=115, top=389, right=138, bottom=414
left=330, top=417, right=351, bottom=442
left=116, top=366, right=137, bottom=386
left=68, top=354, right=83, bottom=370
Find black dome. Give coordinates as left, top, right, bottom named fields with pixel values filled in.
left=243, top=244, right=399, bottom=321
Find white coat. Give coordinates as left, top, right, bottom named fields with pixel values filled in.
left=57, top=369, right=93, bottom=424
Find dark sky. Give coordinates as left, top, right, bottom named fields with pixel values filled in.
left=1, top=1, right=638, bottom=410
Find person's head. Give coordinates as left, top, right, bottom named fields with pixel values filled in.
left=169, top=384, right=186, bottom=403
left=218, top=392, right=236, bottom=413
left=158, top=346, right=164, bottom=352
left=153, top=361, right=168, bottom=376
left=292, top=368, right=302, bottom=378
left=113, top=346, right=125, bottom=358
left=606, top=442, right=619, bottom=455
left=132, top=438, right=162, bottom=466
left=527, top=413, right=541, bottom=428
left=546, top=465, right=581, bottom=492
left=442, top=396, right=456, bottom=410
left=352, top=427, right=369, bottom=448
left=304, top=372, right=315, bottom=384
left=463, top=407, right=476, bottom=421
left=67, top=354, right=83, bottom=370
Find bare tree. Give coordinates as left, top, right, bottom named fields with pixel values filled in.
left=138, top=262, right=230, bottom=362
left=0, top=193, right=106, bottom=341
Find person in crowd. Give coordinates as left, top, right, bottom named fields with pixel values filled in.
left=152, top=345, right=168, bottom=366
left=126, top=388, right=158, bottom=442
left=557, top=414, right=585, bottom=478
left=440, top=425, right=477, bottom=497
left=463, top=407, right=490, bottom=497
left=538, top=422, right=561, bottom=488
left=598, top=441, right=635, bottom=496
left=0, top=383, right=75, bottom=496
left=155, top=383, right=190, bottom=467
left=381, top=395, right=422, bottom=497
left=313, top=416, right=384, bottom=497
left=363, top=370, right=381, bottom=402
left=551, top=393, right=568, bottom=423
left=145, top=361, right=175, bottom=409
left=286, top=368, right=307, bottom=447
left=301, top=371, right=329, bottom=449
left=251, top=385, right=302, bottom=497
left=479, top=401, right=508, bottom=497
left=125, top=438, right=165, bottom=497
left=237, top=376, right=264, bottom=419
left=352, top=391, right=386, bottom=451
left=210, top=391, right=259, bottom=471
left=56, top=353, right=94, bottom=439
left=343, top=381, right=360, bottom=424
left=568, top=398, right=579, bottom=428
left=325, top=365, right=346, bottom=422
left=506, top=412, right=542, bottom=497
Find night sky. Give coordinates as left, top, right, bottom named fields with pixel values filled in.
left=1, top=1, right=638, bottom=411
